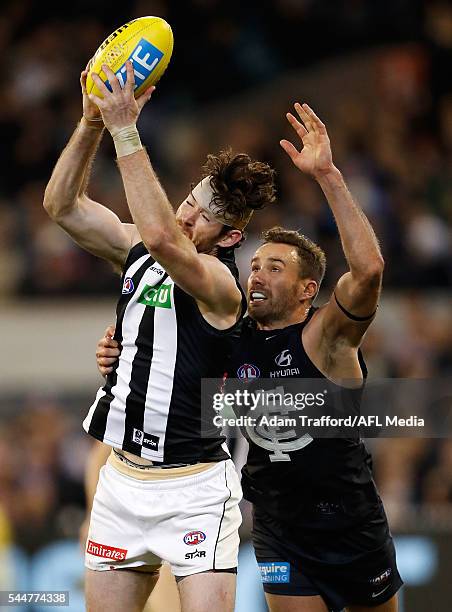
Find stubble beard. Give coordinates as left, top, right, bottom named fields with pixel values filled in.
left=249, top=289, right=297, bottom=327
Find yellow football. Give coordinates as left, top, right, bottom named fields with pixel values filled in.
left=86, top=16, right=173, bottom=98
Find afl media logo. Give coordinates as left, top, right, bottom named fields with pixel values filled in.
left=122, top=277, right=134, bottom=294
left=237, top=363, right=260, bottom=381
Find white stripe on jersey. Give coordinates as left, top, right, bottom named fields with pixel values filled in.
left=143, top=279, right=177, bottom=461
left=83, top=387, right=106, bottom=432
left=103, top=260, right=166, bottom=449
left=84, top=252, right=153, bottom=443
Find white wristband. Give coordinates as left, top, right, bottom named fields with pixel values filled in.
left=111, top=124, right=143, bottom=158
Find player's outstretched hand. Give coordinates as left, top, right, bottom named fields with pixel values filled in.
left=280, top=103, right=335, bottom=179
left=88, top=61, right=155, bottom=135
left=96, top=325, right=121, bottom=377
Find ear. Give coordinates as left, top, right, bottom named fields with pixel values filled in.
left=300, top=279, right=318, bottom=302
left=216, top=229, right=242, bottom=249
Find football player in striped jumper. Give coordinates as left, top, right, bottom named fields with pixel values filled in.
left=43, top=60, right=275, bottom=612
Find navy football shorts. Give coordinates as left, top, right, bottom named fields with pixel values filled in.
left=252, top=505, right=403, bottom=611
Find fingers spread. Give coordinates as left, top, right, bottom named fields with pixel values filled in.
left=125, top=60, right=135, bottom=94
left=294, top=102, right=313, bottom=131
left=287, top=112, right=308, bottom=138
left=136, top=85, right=156, bottom=111
left=101, top=63, right=121, bottom=94
left=301, top=103, right=326, bottom=133
left=302, top=103, right=323, bottom=123
left=280, top=139, right=299, bottom=160
left=89, top=72, right=109, bottom=103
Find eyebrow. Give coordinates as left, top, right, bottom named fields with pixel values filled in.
left=251, top=257, right=286, bottom=265
left=189, top=190, right=214, bottom=222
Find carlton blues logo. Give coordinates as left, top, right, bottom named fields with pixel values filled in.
left=237, top=363, right=260, bottom=381
left=183, top=531, right=206, bottom=546
left=122, top=277, right=134, bottom=294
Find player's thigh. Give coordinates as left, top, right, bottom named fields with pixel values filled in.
left=266, top=593, right=329, bottom=612
left=177, top=571, right=236, bottom=612
left=144, top=563, right=181, bottom=612
left=85, top=567, right=159, bottom=612
left=347, top=593, right=398, bottom=612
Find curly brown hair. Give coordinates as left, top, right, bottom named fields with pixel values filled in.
left=200, top=149, right=276, bottom=228
left=262, top=226, right=327, bottom=286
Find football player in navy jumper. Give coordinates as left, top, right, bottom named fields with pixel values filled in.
left=96, top=103, right=402, bottom=611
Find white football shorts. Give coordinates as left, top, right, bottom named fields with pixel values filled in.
left=85, top=453, right=242, bottom=577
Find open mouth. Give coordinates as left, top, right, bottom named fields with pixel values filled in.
left=249, top=291, right=268, bottom=304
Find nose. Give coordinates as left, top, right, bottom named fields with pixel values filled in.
left=250, top=270, right=265, bottom=288
left=181, top=208, right=199, bottom=228
left=181, top=215, right=194, bottom=228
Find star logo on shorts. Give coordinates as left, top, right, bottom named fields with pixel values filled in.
left=185, top=549, right=206, bottom=560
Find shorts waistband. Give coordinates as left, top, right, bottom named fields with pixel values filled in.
left=114, top=448, right=200, bottom=469
left=108, top=450, right=223, bottom=483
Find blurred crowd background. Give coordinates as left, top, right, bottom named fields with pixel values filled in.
left=0, top=0, right=451, bottom=609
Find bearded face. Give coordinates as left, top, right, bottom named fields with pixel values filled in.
left=175, top=178, right=242, bottom=253
left=247, top=243, right=314, bottom=326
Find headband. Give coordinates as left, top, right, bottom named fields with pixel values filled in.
left=192, top=178, right=253, bottom=231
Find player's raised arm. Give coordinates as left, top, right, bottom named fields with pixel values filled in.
left=43, top=65, right=139, bottom=273
left=280, top=103, right=384, bottom=347
left=89, top=62, right=242, bottom=315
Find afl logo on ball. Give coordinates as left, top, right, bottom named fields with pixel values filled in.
left=237, top=363, right=260, bottom=381
left=122, top=277, right=134, bottom=294
left=183, top=531, right=206, bottom=546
